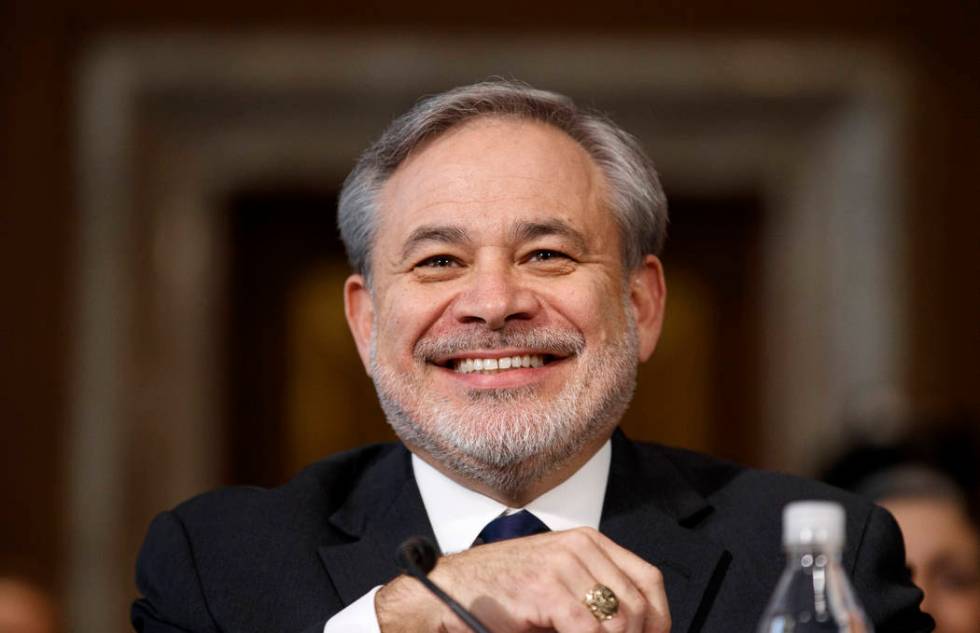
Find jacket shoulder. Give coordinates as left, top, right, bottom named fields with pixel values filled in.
left=134, top=442, right=409, bottom=631
left=629, top=440, right=877, bottom=569
left=637, top=440, right=868, bottom=511
left=169, top=441, right=406, bottom=538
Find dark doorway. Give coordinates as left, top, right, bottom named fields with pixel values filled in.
left=223, top=187, right=346, bottom=487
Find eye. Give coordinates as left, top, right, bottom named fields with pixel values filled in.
left=935, top=567, right=980, bottom=591
left=527, top=249, right=570, bottom=263
left=522, top=248, right=576, bottom=275
left=415, top=254, right=460, bottom=269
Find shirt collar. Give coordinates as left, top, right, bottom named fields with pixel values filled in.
left=412, top=441, right=611, bottom=554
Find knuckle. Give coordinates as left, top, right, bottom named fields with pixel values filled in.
left=561, top=528, right=594, bottom=549
left=643, top=565, right=664, bottom=586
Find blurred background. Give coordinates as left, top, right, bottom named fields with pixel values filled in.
left=1, top=1, right=977, bottom=631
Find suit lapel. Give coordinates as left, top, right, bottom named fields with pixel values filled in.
left=601, top=432, right=729, bottom=633
left=317, top=446, right=437, bottom=606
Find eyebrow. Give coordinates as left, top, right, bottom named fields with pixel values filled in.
left=510, top=219, right=588, bottom=253
left=400, top=224, right=472, bottom=261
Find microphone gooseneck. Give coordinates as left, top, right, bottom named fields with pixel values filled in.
left=395, top=536, right=493, bottom=633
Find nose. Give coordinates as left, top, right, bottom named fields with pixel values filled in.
left=450, top=259, right=540, bottom=330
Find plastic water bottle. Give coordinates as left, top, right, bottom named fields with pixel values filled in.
left=757, top=501, right=873, bottom=632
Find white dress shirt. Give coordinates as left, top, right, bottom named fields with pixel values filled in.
left=324, top=441, right=611, bottom=632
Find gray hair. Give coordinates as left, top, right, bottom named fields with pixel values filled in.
left=337, top=80, right=668, bottom=283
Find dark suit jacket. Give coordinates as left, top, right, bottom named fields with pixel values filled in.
left=132, top=431, right=933, bottom=632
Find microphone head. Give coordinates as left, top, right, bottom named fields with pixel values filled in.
left=397, top=536, right=440, bottom=575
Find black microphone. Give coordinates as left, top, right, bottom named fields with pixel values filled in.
left=396, top=536, right=493, bottom=633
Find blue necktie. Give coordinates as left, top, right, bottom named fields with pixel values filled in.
left=474, top=510, right=550, bottom=545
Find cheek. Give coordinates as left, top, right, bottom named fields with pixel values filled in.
left=539, top=277, right=626, bottom=342
left=936, top=592, right=980, bottom=632
left=375, top=286, right=447, bottom=356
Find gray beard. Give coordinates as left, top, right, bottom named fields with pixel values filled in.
left=369, top=307, right=639, bottom=500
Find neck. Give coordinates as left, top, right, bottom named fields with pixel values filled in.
left=409, top=432, right=611, bottom=507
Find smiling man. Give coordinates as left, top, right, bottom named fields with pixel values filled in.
left=132, top=81, right=933, bottom=633
left=348, top=115, right=661, bottom=511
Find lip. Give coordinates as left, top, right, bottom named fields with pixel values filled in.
left=431, top=355, right=572, bottom=389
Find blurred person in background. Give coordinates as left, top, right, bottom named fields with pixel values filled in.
left=871, top=468, right=980, bottom=633
left=824, top=417, right=980, bottom=633
left=0, top=576, right=58, bottom=633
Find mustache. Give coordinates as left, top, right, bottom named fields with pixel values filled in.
left=414, top=326, right=586, bottom=362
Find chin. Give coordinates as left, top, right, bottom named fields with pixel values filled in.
left=379, top=378, right=628, bottom=498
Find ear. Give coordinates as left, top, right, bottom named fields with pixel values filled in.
left=629, top=255, right=667, bottom=362
left=344, top=274, right=375, bottom=374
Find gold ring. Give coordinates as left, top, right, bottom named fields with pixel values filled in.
left=584, top=583, right=619, bottom=621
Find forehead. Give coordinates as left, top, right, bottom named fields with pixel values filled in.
left=376, top=117, right=612, bottom=243
left=884, top=497, right=979, bottom=556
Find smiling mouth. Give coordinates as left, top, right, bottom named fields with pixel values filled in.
left=432, top=353, right=563, bottom=374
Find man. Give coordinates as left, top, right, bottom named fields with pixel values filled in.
left=132, top=81, right=932, bottom=632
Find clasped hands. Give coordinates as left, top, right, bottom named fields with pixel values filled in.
left=377, top=527, right=671, bottom=633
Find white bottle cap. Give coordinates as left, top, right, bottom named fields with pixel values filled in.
left=783, top=501, right=845, bottom=548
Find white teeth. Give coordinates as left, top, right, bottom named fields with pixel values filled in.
left=454, top=354, right=548, bottom=374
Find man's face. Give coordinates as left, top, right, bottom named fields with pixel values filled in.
left=345, top=117, right=665, bottom=494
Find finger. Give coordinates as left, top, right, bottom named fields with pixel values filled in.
left=534, top=543, right=613, bottom=633
left=553, top=530, right=649, bottom=633
left=578, top=530, right=671, bottom=633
